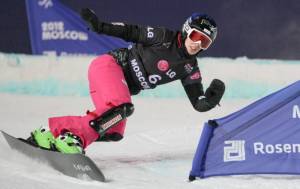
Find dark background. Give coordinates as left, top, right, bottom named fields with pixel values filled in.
left=0, top=0, right=299, bottom=59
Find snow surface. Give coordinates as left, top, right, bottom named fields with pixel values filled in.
left=1, top=95, right=300, bottom=189
left=0, top=53, right=300, bottom=188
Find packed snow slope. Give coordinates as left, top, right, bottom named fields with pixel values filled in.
left=0, top=53, right=299, bottom=189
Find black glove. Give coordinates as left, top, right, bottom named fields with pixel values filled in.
left=80, top=8, right=102, bottom=33
left=204, top=79, right=225, bottom=107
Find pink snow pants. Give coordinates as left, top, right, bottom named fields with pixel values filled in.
left=48, top=54, right=132, bottom=148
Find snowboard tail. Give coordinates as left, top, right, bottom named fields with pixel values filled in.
left=1, top=130, right=105, bottom=182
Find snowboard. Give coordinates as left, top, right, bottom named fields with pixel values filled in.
left=1, top=130, right=105, bottom=182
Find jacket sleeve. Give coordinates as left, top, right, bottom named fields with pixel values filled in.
left=181, top=66, right=216, bottom=112
left=99, top=22, right=174, bottom=45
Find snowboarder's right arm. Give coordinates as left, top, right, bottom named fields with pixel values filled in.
left=181, top=66, right=225, bottom=112
left=183, top=79, right=225, bottom=112
left=80, top=8, right=173, bottom=45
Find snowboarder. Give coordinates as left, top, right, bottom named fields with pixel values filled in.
left=28, top=9, right=225, bottom=154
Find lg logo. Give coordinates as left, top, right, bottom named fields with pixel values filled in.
left=224, top=140, right=246, bottom=162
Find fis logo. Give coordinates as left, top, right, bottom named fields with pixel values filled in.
left=184, top=64, right=193, bottom=74
left=38, top=0, right=53, bottom=9
left=223, top=140, right=246, bottom=162
left=293, top=105, right=300, bottom=119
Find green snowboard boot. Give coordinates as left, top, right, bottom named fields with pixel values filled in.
left=30, top=127, right=56, bottom=150
left=54, top=132, right=84, bottom=154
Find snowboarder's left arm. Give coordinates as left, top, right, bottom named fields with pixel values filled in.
left=181, top=68, right=225, bottom=112
left=80, top=8, right=174, bottom=45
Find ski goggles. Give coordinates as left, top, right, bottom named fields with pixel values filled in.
left=187, top=28, right=212, bottom=50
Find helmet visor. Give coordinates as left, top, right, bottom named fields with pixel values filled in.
left=187, top=29, right=212, bottom=50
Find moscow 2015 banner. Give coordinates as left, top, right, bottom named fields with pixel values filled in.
left=25, top=0, right=128, bottom=56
